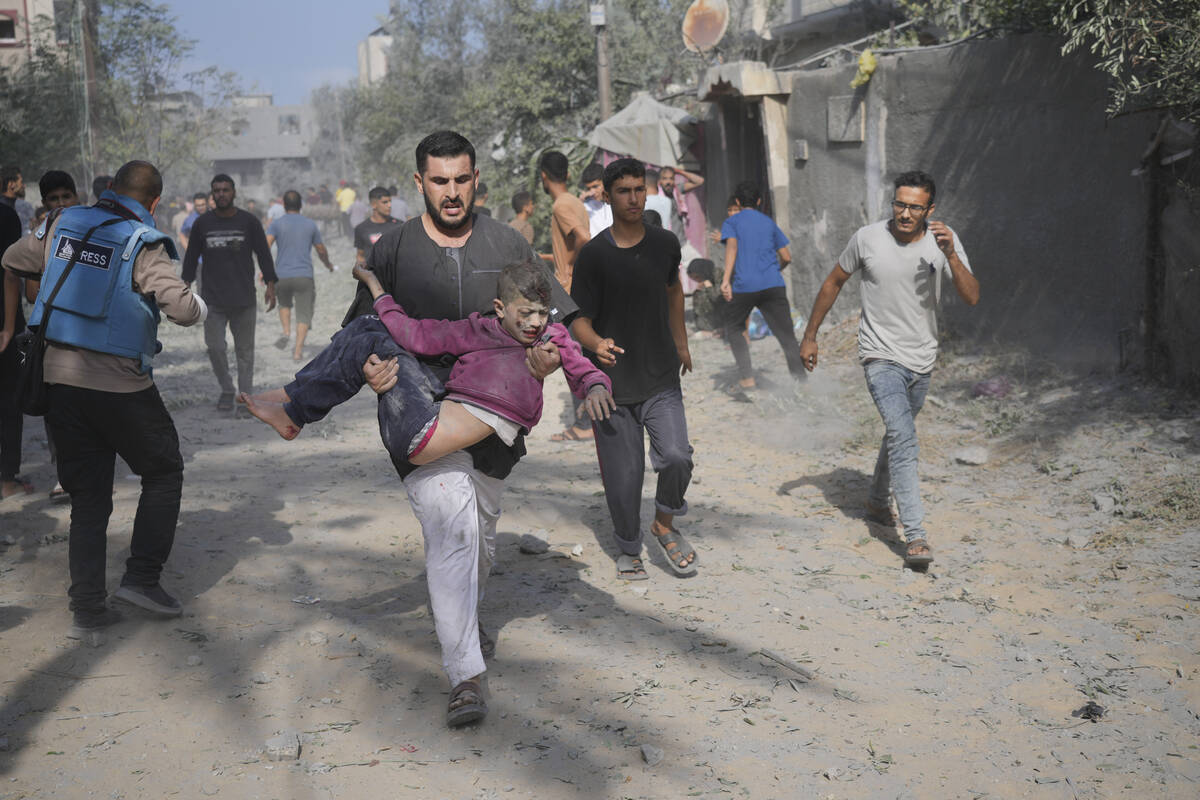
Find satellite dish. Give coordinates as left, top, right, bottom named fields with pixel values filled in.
left=682, top=0, right=729, bottom=53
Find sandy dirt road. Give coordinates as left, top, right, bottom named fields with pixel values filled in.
left=1, top=239, right=1198, bottom=799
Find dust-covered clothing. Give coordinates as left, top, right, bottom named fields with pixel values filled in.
left=837, top=219, right=971, bottom=374
left=509, top=217, right=534, bottom=245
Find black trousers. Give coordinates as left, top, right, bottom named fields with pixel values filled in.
left=0, top=340, right=22, bottom=481
left=724, top=286, right=806, bottom=381
left=47, top=383, right=184, bottom=613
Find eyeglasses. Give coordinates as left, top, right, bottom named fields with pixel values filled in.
left=892, top=201, right=929, bottom=213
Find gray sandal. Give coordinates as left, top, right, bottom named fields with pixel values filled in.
left=652, top=528, right=698, bottom=576
left=616, top=553, right=648, bottom=581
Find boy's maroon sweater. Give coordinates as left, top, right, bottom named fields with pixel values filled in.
left=373, top=294, right=611, bottom=431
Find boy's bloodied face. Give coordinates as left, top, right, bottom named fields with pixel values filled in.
left=494, top=295, right=549, bottom=345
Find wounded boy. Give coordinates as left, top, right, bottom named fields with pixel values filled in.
left=240, top=261, right=614, bottom=464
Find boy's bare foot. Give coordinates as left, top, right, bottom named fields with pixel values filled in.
left=237, top=391, right=302, bottom=440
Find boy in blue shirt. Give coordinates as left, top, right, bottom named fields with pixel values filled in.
left=719, top=181, right=805, bottom=389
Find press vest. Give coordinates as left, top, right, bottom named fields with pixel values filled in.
left=28, top=192, right=176, bottom=374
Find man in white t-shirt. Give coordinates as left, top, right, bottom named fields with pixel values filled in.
left=799, top=171, right=979, bottom=567
left=578, top=163, right=612, bottom=237
left=643, top=169, right=676, bottom=235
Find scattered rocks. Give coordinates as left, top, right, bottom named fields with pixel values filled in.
left=640, top=743, right=664, bottom=766
left=971, top=376, right=1012, bottom=398
left=1065, top=533, right=1093, bottom=549
left=291, top=595, right=321, bottom=605
left=305, top=631, right=328, bottom=646
left=518, top=533, right=550, bottom=555
left=1092, top=492, right=1117, bottom=514
left=251, top=672, right=272, bottom=685
left=954, top=446, right=990, bottom=466
left=263, top=731, right=301, bottom=761
left=186, top=655, right=203, bottom=667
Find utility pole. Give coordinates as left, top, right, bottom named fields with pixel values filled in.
left=591, top=2, right=612, bottom=121
left=79, top=0, right=102, bottom=182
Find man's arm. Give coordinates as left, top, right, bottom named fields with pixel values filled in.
left=721, top=237, right=738, bottom=301
left=798, top=263, right=852, bottom=371
left=314, top=242, right=334, bottom=271
left=674, top=167, right=704, bottom=193
left=132, top=244, right=206, bottom=327
left=249, top=217, right=277, bottom=310
left=667, top=279, right=691, bottom=375
left=180, top=220, right=201, bottom=285
left=928, top=221, right=979, bottom=306
left=1, top=271, right=21, bottom=352
left=777, top=246, right=792, bottom=270
left=569, top=316, right=623, bottom=366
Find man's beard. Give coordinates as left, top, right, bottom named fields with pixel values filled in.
left=424, top=192, right=472, bottom=231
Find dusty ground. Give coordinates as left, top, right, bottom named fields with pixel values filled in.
left=1, top=238, right=1198, bottom=799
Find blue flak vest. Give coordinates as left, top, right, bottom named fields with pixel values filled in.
left=28, top=191, right=177, bottom=375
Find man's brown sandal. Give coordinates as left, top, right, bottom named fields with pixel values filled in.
left=904, top=539, right=934, bottom=566
left=446, top=679, right=487, bottom=727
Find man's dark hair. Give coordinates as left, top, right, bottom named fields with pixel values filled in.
left=0, top=165, right=21, bottom=193
left=686, top=258, right=717, bottom=283
left=510, top=190, right=531, bottom=213
left=601, top=157, right=645, bottom=193
left=416, top=130, right=476, bottom=174
left=39, top=170, right=76, bottom=198
left=496, top=261, right=552, bottom=305
left=387, top=185, right=398, bottom=194
left=368, top=185, right=390, bottom=202
left=726, top=194, right=739, bottom=208
left=733, top=181, right=761, bottom=208
left=283, top=190, right=302, bottom=211
left=645, top=168, right=660, bottom=184
left=92, top=175, right=113, bottom=198
left=211, top=173, right=235, bottom=188
left=476, top=180, right=488, bottom=197
left=580, top=162, right=604, bottom=186
left=193, top=191, right=208, bottom=203
left=643, top=209, right=662, bottom=227
left=893, top=170, right=936, bottom=204
left=538, top=151, right=569, bottom=183
left=112, top=161, right=163, bottom=205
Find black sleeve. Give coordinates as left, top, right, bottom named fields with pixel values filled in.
left=569, top=243, right=600, bottom=320
left=665, top=233, right=681, bottom=286
left=342, top=221, right=404, bottom=326
left=352, top=222, right=366, bottom=252
left=180, top=214, right=203, bottom=283
left=249, top=214, right=277, bottom=282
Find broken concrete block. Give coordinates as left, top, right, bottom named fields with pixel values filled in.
left=264, top=731, right=301, bottom=761
left=954, top=446, right=989, bottom=466
left=640, top=743, right=664, bottom=766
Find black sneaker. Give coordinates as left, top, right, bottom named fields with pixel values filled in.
left=68, top=607, right=123, bottom=640
left=217, top=392, right=234, bottom=412
left=113, top=583, right=183, bottom=617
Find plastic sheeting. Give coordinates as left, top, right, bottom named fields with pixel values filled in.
left=587, top=92, right=699, bottom=168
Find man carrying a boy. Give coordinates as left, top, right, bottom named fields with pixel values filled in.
left=570, top=158, right=698, bottom=580
left=346, top=131, right=577, bottom=727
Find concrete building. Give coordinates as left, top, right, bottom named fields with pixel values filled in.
left=201, top=96, right=317, bottom=204
left=0, top=0, right=71, bottom=72
left=358, top=26, right=391, bottom=88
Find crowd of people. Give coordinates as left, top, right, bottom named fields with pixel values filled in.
left=0, top=130, right=977, bottom=728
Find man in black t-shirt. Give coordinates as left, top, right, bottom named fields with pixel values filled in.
left=182, top=173, right=277, bottom=410
left=352, top=186, right=399, bottom=267
left=570, top=158, right=698, bottom=581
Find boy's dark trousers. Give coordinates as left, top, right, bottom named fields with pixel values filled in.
left=284, top=315, right=442, bottom=469
left=47, top=384, right=184, bottom=614
left=724, top=286, right=806, bottom=380
left=592, top=387, right=693, bottom=555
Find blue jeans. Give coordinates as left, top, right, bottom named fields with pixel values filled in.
left=284, top=315, right=443, bottom=467
left=864, top=360, right=931, bottom=543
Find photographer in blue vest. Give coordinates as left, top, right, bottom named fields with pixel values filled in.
left=1, top=160, right=207, bottom=639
